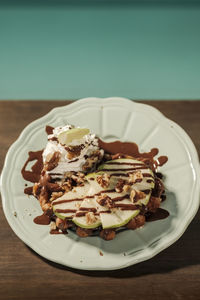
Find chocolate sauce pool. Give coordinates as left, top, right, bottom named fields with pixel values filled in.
left=33, top=213, right=51, bottom=225
left=21, top=126, right=169, bottom=225
left=99, top=139, right=159, bottom=159
left=21, top=150, right=43, bottom=195
left=21, top=150, right=43, bottom=183
left=146, top=208, right=170, bottom=222
left=45, top=125, right=54, bottom=135
left=98, top=139, right=168, bottom=171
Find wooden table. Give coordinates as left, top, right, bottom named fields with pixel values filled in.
left=0, top=100, right=200, bottom=300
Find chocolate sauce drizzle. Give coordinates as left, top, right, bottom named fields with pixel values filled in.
left=45, top=125, right=54, bottom=135
left=21, top=126, right=169, bottom=228
left=21, top=150, right=44, bottom=195
left=146, top=208, right=169, bottom=222
left=33, top=213, right=51, bottom=225
left=98, top=139, right=168, bottom=171
left=21, top=150, right=43, bottom=183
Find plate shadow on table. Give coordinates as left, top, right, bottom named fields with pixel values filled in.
left=26, top=192, right=200, bottom=278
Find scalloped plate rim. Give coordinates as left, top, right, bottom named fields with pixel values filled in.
left=1, top=97, right=200, bottom=271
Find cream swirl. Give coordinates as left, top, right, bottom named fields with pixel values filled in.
left=43, top=125, right=103, bottom=177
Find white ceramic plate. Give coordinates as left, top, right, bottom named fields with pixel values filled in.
left=1, top=97, right=200, bottom=270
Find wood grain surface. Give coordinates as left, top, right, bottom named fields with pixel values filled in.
left=0, top=100, right=200, bottom=300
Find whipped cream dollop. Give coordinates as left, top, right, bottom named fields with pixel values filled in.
left=43, top=125, right=103, bottom=177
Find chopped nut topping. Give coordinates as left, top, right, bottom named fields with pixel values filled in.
left=33, top=183, right=39, bottom=196
left=55, top=218, right=69, bottom=231
left=63, top=171, right=73, bottom=178
left=62, top=179, right=73, bottom=192
left=97, top=194, right=113, bottom=208
left=42, top=203, right=51, bottom=211
left=61, top=171, right=85, bottom=189
left=128, top=171, right=143, bottom=184
left=130, top=189, right=136, bottom=202
left=130, top=189, right=146, bottom=203
left=115, top=179, right=126, bottom=193
left=50, top=191, right=63, bottom=201
left=86, top=212, right=97, bottom=224
left=82, top=158, right=97, bottom=171
left=135, top=190, right=146, bottom=200
left=123, top=184, right=131, bottom=192
left=78, top=172, right=85, bottom=178
left=50, top=221, right=56, bottom=230
left=97, top=173, right=110, bottom=188
left=82, top=150, right=103, bottom=172
left=66, top=144, right=85, bottom=160
left=71, top=172, right=85, bottom=185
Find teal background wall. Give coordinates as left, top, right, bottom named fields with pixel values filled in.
left=0, top=1, right=200, bottom=100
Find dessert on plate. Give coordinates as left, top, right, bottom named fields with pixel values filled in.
left=22, top=125, right=168, bottom=240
